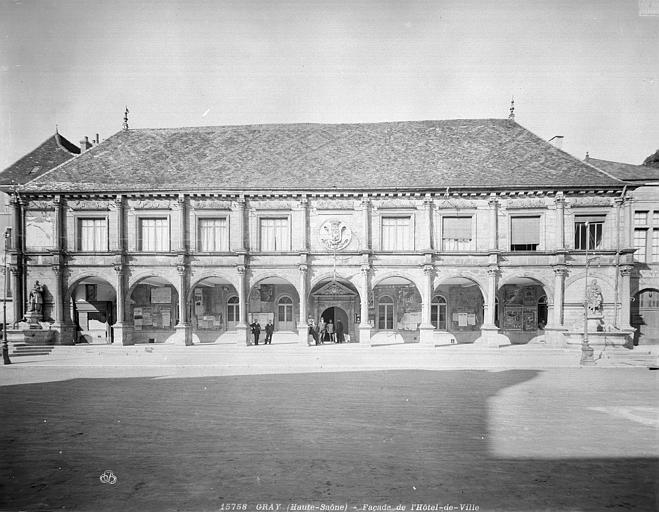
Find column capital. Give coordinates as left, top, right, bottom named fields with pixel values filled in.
left=620, top=265, right=634, bottom=277
left=360, top=264, right=371, bottom=274
left=423, top=264, right=434, bottom=275
left=488, top=193, right=498, bottom=208
left=236, top=265, right=246, bottom=275
left=298, top=264, right=308, bottom=273
left=553, top=265, right=569, bottom=276
left=51, top=264, right=62, bottom=276
left=176, top=264, right=187, bottom=275
left=113, top=263, right=125, bottom=275
left=487, top=267, right=500, bottom=278
left=554, top=192, right=566, bottom=207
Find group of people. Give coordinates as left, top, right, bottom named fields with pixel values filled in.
left=308, top=317, right=346, bottom=345
left=250, top=319, right=274, bottom=345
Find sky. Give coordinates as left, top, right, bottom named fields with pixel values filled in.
left=0, top=0, right=658, bottom=171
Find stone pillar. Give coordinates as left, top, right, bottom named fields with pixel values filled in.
left=114, top=194, right=125, bottom=251
left=177, top=193, right=187, bottom=252
left=236, top=265, right=249, bottom=345
left=298, top=263, right=309, bottom=345
left=544, top=266, right=568, bottom=347
left=477, top=267, right=509, bottom=346
left=555, top=192, right=565, bottom=249
left=419, top=264, right=435, bottom=346
left=420, top=194, right=433, bottom=251
left=358, top=264, right=371, bottom=346
left=361, top=195, right=371, bottom=251
left=488, top=194, right=498, bottom=251
left=236, top=196, right=246, bottom=252
left=623, top=199, right=632, bottom=248
left=171, top=263, right=192, bottom=345
left=112, top=263, right=133, bottom=345
left=619, top=265, right=634, bottom=331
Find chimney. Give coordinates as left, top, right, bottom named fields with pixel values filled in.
left=79, top=136, right=92, bottom=152
left=549, top=135, right=564, bottom=150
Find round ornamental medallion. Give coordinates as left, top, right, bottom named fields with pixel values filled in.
left=319, top=220, right=352, bottom=251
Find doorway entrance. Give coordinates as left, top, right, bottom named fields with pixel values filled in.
left=320, top=306, right=349, bottom=343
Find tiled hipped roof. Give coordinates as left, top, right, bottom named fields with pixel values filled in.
left=22, top=119, right=624, bottom=193
left=585, top=157, right=659, bottom=182
left=0, top=132, right=80, bottom=187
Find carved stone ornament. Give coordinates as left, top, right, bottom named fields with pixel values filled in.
left=67, top=199, right=111, bottom=211
left=128, top=198, right=174, bottom=210
left=319, top=219, right=352, bottom=251
left=24, top=200, right=55, bottom=210
left=435, top=198, right=478, bottom=210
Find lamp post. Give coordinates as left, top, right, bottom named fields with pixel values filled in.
left=3, top=227, right=12, bottom=365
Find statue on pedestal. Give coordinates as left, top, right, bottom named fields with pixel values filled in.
left=25, top=281, right=44, bottom=326
left=586, top=279, right=603, bottom=317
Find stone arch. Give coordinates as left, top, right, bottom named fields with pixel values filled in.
left=310, top=270, right=362, bottom=291
left=66, top=274, right=118, bottom=343
left=498, top=272, right=553, bottom=298
left=188, top=270, right=239, bottom=294
left=435, top=273, right=487, bottom=301
left=371, top=270, right=424, bottom=294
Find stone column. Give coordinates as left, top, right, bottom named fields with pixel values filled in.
left=235, top=196, right=246, bottom=252
left=419, top=264, right=435, bottom=346
left=358, top=264, right=371, bottom=346
left=236, top=265, right=249, bottom=345
left=298, top=263, right=309, bottom=345
left=478, top=267, right=509, bottom=346
left=623, top=199, right=632, bottom=248
left=620, top=265, right=634, bottom=331
left=361, top=195, right=371, bottom=251
left=544, top=266, right=568, bottom=347
left=555, top=192, right=565, bottom=249
left=488, top=194, right=498, bottom=251
left=112, top=263, right=133, bottom=345
left=114, top=194, right=125, bottom=252
left=177, top=193, right=187, bottom=252
left=172, top=263, right=192, bottom=345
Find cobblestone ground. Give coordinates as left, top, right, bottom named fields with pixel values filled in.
left=0, top=366, right=656, bottom=511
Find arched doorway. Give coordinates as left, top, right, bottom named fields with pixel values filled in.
left=632, top=289, right=659, bottom=345
left=319, top=306, right=350, bottom=342
left=129, top=276, right=178, bottom=344
left=434, top=277, right=484, bottom=344
left=499, top=277, right=550, bottom=344
left=372, top=276, right=422, bottom=344
left=68, top=277, right=116, bottom=344
left=189, top=277, right=239, bottom=343
left=310, top=279, right=360, bottom=343
left=249, top=277, right=300, bottom=336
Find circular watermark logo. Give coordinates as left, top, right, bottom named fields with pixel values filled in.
left=99, top=470, right=117, bottom=485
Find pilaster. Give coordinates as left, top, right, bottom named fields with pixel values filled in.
left=358, top=264, right=371, bottom=346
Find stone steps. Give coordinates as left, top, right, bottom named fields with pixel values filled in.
left=9, top=343, right=55, bottom=357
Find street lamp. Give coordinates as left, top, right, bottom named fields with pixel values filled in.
left=3, top=227, right=11, bottom=365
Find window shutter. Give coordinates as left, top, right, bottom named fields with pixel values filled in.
left=511, top=217, right=540, bottom=245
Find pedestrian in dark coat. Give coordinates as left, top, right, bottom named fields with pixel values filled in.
left=253, top=322, right=261, bottom=345
left=264, top=320, right=274, bottom=344
left=336, top=320, right=344, bottom=343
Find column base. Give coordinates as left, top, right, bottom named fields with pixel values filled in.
left=298, top=323, right=312, bottom=346
left=580, top=342, right=596, bottom=366
left=51, top=322, right=76, bottom=345
left=542, top=325, right=568, bottom=348
left=418, top=324, right=435, bottom=347
left=236, top=323, right=250, bottom=346
left=474, top=325, right=511, bottom=348
left=112, top=322, right=134, bottom=346
left=166, top=323, right=193, bottom=346
left=358, top=324, right=371, bottom=346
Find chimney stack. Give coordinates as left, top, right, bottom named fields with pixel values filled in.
left=95, top=133, right=100, bottom=144
left=80, top=136, right=92, bottom=152
left=548, top=135, right=564, bottom=150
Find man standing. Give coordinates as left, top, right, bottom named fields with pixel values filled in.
left=253, top=321, right=262, bottom=345
left=336, top=319, right=344, bottom=343
left=264, top=320, right=274, bottom=345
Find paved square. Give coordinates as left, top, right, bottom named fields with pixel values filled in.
left=0, top=362, right=657, bottom=511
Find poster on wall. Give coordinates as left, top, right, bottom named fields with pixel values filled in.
left=259, top=285, right=274, bottom=302
left=504, top=308, right=523, bottom=330
left=151, top=287, right=172, bottom=304
left=161, top=309, right=171, bottom=327
left=25, top=211, right=55, bottom=250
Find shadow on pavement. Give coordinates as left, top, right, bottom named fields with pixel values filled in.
left=0, top=370, right=655, bottom=511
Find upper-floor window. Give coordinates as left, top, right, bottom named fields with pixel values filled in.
left=78, top=217, right=108, bottom=251
left=510, top=216, right=540, bottom=251
left=260, top=217, right=290, bottom=251
left=634, top=228, right=648, bottom=263
left=442, top=217, right=472, bottom=251
left=381, top=216, right=412, bottom=251
left=634, top=211, right=648, bottom=226
left=139, top=217, right=169, bottom=252
left=198, top=217, right=228, bottom=252
left=574, top=215, right=604, bottom=250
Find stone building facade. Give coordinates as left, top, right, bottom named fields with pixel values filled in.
left=6, top=118, right=644, bottom=348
